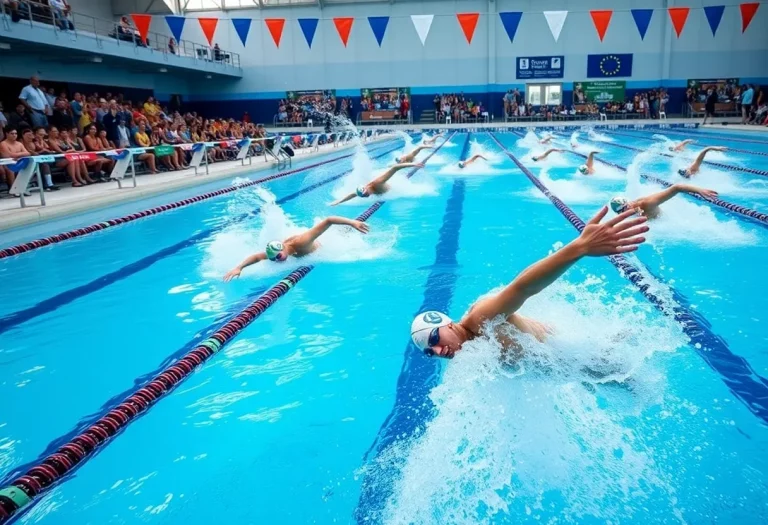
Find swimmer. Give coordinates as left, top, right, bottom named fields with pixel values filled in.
left=578, top=151, right=599, bottom=175
left=531, top=149, right=562, bottom=162
left=669, top=139, right=695, bottom=152
left=330, top=162, right=424, bottom=206
left=395, top=145, right=434, bottom=163
left=458, top=154, right=487, bottom=169
left=222, top=215, right=369, bottom=281
left=423, top=133, right=445, bottom=146
left=410, top=207, right=648, bottom=360
left=610, top=183, right=718, bottom=219
left=677, top=146, right=727, bottom=177
left=539, top=134, right=554, bottom=144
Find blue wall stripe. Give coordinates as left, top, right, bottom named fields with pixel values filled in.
left=355, top=178, right=466, bottom=523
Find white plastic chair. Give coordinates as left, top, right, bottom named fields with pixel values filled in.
left=659, top=111, right=667, bottom=119
left=306, top=118, right=313, bottom=127
left=599, top=112, right=607, bottom=121
left=445, top=115, right=452, bottom=124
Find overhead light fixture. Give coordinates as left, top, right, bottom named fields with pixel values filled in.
left=0, top=43, right=12, bottom=50
left=91, top=56, right=103, bottom=63
left=159, top=68, right=168, bottom=73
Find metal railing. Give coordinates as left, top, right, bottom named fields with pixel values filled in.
left=0, top=0, right=241, bottom=69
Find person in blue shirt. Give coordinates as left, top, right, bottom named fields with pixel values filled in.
left=741, top=84, right=754, bottom=124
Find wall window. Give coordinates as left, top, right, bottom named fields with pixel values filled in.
left=526, top=84, right=562, bottom=106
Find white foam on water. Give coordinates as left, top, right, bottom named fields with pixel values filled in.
left=523, top=167, right=611, bottom=204
left=469, top=139, right=505, bottom=164
left=375, top=277, right=686, bottom=524
left=587, top=129, right=614, bottom=142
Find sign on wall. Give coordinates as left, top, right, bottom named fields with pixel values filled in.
left=360, top=87, right=410, bottom=110
left=573, top=81, right=626, bottom=104
left=516, top=56, right=564, bottom=80
left=587, top=54, right=633, bottom=78
left=286, top=90, right=336, bottom=101
left=687, top=79, right=739, bottom=103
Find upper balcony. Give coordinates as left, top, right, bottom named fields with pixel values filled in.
left=0, top=1, right=242, bottom=79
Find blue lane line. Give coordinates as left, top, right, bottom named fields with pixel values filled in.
left=0, top=142, right=403, bottom=336
left=490, top=132, right=768, bottom=424
left=355, top=178, right=466, bottom=523
left=459, top=132, right=472, bottom=160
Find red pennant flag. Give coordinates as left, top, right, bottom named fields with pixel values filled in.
left=130, top=14, right=151, bottom=44
left=667, top=7, right=689, bottom=38
left=456, top=13, right=479, bottom=44
left=333, top=17, right=354, bottom=47
left=198, top=17, right=219, bottom=46
left=589, top=10, right=613, bottom=41
left=740, top=3, right=759, bottom=32
left=265, top=18, right=285, bottom=47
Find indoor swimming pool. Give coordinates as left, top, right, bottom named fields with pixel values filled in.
left=1, top=126, right=767, bottom=524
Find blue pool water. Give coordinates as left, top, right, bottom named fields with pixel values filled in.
left=1, top=127, right=767, bottom=524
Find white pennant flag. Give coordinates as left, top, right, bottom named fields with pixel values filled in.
left=411, top=14, right=434, bottom=45
left=543, top=10, right=568, bottom=42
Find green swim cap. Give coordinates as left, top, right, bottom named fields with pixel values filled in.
left=578, top=165, right=588, bottom=175
left=265, top=241, right=284, bottom=261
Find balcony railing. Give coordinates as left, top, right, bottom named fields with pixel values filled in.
left=0, top=0, right=241, bottom=69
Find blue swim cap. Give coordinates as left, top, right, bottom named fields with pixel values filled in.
left=356, top=186, right=369, bottom=198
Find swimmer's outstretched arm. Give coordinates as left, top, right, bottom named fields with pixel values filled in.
left=330, top=193, right=357, bottom=207
left=640, top=183, right=719, bottom=211
left=586, top=151, right=598, bottom=168
left=535, top=148, right=562, bottom=160
left=371, top=162, right=425, bottom=186
left=292, top=216, right=370, bottom=246
left=224, top=252, right=267, bottom=281
left=459, top=208, right=648, bottom=334
left=691, top=146, right=727, bottom=168
left=465, top=154, right=487, bottom=165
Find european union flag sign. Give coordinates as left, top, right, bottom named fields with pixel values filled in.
left=587, top=54, right=633, bottom=78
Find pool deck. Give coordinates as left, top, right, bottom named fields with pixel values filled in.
left=1, top=118, right=765, bottom=234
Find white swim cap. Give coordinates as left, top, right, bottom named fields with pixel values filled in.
left=265, top=241, right=284, bottom=261
left=356, top=186, right=368, bottom=198
left=411, top=311, right=452, bottom=351
left=610, top=197, right=628, bottom=214
left=578, top=165, right=589, bottom=175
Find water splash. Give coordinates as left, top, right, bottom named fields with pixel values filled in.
left=524, top=168, right=612, bottom=204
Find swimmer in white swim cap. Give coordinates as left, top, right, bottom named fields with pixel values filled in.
left=423, top=132, right=445, bottom=146
left=531, top=148, right=562, bottom=162
left=330, top=162, right=425, bottom=206
left=676, top=146, right=726, bottom=177
left=395, top=145, right=434, bottom=163
left=577, top=151, right=599, bottom=175
left=669, top=139, right=695, bottom=152
left=411, top=207, right=649, bottom=359
left=222, top=215, right=370, bottom=281
left=608, top=183, right=718, bottom=220
left=538, top=134, right=554, bottom=144
left=458, top=154, right=487, bottom=169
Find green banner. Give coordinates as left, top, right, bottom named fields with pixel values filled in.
left=573, top=81, right=626, bottom=104
left=154, top=144, right=175, bottom=157
left=360, top=87, right=411, bottom=110
left=688, top=78, right=739, bottom=103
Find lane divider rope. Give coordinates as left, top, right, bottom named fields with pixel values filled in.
left=643, top=127, right=768, bottom=146
left=558, top=133, right=768, bottom=228
left=489, top=132, right=768, bottom=423
left=0, top=140, right=397, bottom=260
left=0, top=132, right=455, bottom=524
left=601, top=129, right=768, bottom=158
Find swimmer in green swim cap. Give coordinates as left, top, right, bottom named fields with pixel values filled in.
left=458, top=154, right=487, bottom=169
left=222, top=215, right=370, bottom=281
left=609, top=183, right=718, bottom=219
left=395, top=145, right=434, bottom=163
left=531, top=148, right=563, bottom=162
left=676, top=146, right=726, bottom=177
left=411, top=207, right=648, bottom=360
left=577, top=151, right=599, bottom=175
left=330, top=162, right=424, bottom=206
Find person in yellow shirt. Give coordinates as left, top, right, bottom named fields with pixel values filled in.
left=78, top=103, right=92, bottom=133
left=143, top=96, right=159, bottom=124
left=134, top=122, right=151, bottom=147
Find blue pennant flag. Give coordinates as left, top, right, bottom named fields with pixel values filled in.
left=298, top=18, right=319, bottom=48
left=587, top=54, right=633, bottom=78
left=231, top=18, right=252, bottom=46
left=630, top=9, right=653, bottom=40
left=368, top=16, right=389, bottom=47
left=498, top=11, right=522, bottom=43
left=165, top=16, right=185, bottom=43
left=703, top=5, right=725, bottom=36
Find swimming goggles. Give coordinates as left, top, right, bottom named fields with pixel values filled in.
left=423, top=327, right=441, bottom=357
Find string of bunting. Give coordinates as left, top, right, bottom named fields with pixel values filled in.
left=128, top=3, right=759, bottom=48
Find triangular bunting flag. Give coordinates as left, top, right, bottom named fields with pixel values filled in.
left=740, top=3, right=759, bottom=32
left=368, top=16, right=389, bottom=47
left=703, top=5, right=725, bottom=36
left=589, top=10, right=612, bottom=41
left=410, top=14, right=433, bottom=45
left=231, top=18, right=252, bottom=46
left=198, top=17, right=219, bottom=46
left=498, top=12, right=522, bottom=43
left=165, top=15, right=185, bottom=43
left=333, top=17, right=354, bottom=47
left=265, top=18, right=285, bottom=47
left=543, top=11, right=567, bottom=42
left=667, top=7, right=689, bottom=38
left=130, top=14, right=152, bottom=44
left=631, top=9, right=653, bottom=40
left=456, top=13, right=479, bottom=44
left=297, top=18, right=318, bottom=48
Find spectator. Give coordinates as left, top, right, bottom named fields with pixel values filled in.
left=8, top=103, right=32, bottom=131
left=242, top=111, right=251, bottom=123
left=0, top=102, right=8, bottom=132
left=101, top=100, right=121, bottom=144
left=703, top=88, right=718, bottom=125
left=23, top=127, right=59, bottom=191
left=48, top=126, right=92, bottom=187
left=119, top=102, right=133, bottom=128
left=143, top=96, right=159, bottom=123
left=213, top=43, right=222, bottom=61
left=168, top=37, right=177, bottom=55
left=70, top=92, right=83, bottom=124
left=19, top=75, right=50, bottom=128
left=42, top=87, right=56, bottom=117
left=48, top=0, right=74, bottom=30
left=0, top=127, right=29, bottom=196
left=82, top=124, right=113, bottom=179
left=741, top=84, right=754, bottom=124
left=4, top=0, right=21, bottom=23
left=50, top=99, right=74, bottom=130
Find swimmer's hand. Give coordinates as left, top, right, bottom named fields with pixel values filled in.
left=223, top=267, right=241, bottom=282
left=696, top=188, right=719, bottom=200
left=328, top=216, right=370, bottom=234
left=575, top=207, right=649, bottom=256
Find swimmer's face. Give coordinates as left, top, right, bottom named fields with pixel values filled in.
left=424, top=324, right=462, bottom=359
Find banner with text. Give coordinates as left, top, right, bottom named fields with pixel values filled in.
left=286, top=90, right=336, bottom=102
left=573, top=81, right=626, bottom=104
left=688, top=78, right=740, bottom=103
left=517, top=56, right=564, bottom=80
left=360, top=87, right=410, bottom=121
